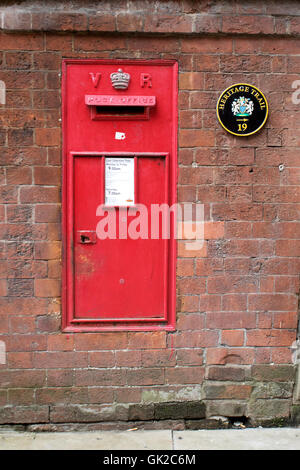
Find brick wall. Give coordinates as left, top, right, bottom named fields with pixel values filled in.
left=0, top=0, right=300, bottom=429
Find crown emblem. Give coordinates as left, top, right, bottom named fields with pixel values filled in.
left=110, top=68, right=130, bottom=90
left=232, top=96, right=254, bottom=117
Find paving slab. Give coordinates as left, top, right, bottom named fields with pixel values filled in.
left=174, top=427, right=300, bottom=450
left=0, top=428, right=300, bottom=450
left=0, top=430, right=173, bottom=450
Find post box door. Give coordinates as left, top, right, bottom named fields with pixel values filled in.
left=73, top=153, right=169, bottom=322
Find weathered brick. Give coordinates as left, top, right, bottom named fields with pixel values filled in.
left=251, top=365, right=296, bottom=382
left=0, top=405, right=49, bottom=424
left=35, top=128, right=60, bottom=146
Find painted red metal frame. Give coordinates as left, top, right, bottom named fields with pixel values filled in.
left=61, top=59, right=178, bottom=332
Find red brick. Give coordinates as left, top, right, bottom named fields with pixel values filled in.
left=179, top=167, right=213, bottom=184
left=208, top=275, right=258, bottom=294
left=176, top=349, right=203, bottom=366
left=33, top=52, right=60, bottom=70
left=8, top=388, right=35, bottom=405
left=165, top=367, right=205, bottom=384
left=1, top=70, right=45, bottom=89
left=248, top=294, right=298, bottom=311
left=271, top=348, right=293, bottom=364
left=47, top=369, right=74, bottom=387
left=255, top=348, right=271, bottom=364
left=181, top=37, right=232, bottom=53
left=205, top=383, right=252, bottom=400
left=177, top=240, right=207, bottom=258
left=179, top=110, right=203, bottom=129
left=6, top=167, right=32, bottom=185
left=33, top=351, right=88, bottom=369
left=212, top=203, right=263, bottom=221
left=178, top=277, right=206, bottom=295
left=127, top=37, right=179, bottom=53
left=275, top=276, right=299, bottom=293
left=75, top=369, right=126, bottom=387
left=34, top=242, right=61, bottom=260
left=276, top=239, right=300, bottom=257
left=88, top=14, right=116, bottom=32
left=114, top=388, right=142, bottom=404
left=179, top=72, right=204, bottom=90
left=36, top=387, right=88, bottom=405
left=128, top=332, right=166, bottom=349
left=0, top=280, right=7, bottom=297
left=6, top=205, right=32, bottom=223
left=8, top=129, right=33, bottom=147
left=144, top=14, right=192, bottom=33
left=194, top=55, right=219, bottom=72
left=273, top=312, right=298, bottom=329
left=20, top=186, right=60, bottom=203
left=257, top=312, right=273, bottom=329
left=88, top=351, right=116, bottom=367
left=7, top=352, right=33, bottom=369
left=115, top=350, right=141, bottom=367
left=221, top=330, right=244, bottom=347
left=172, top=330, right=218, bottom=348
left=176, top=258, right=194, bottom=277
left=5, top=51, right=32, bottom=69
left=74, top=333, right=128, bottom=351
left=88, top=388, right=114, bottom=404
left=47, top=260, right=61, bottom=279
left=31, top=12, right=88, bottom=31
left=1, top=369, right=46, bottom=388
left=35, top=128, right=60, bottom=147
left=33, top=90, right=60, bottom=109
left=9, top=316, right=35, bottom=334
left=127, top=368, right=164, bottom=386
left=223, top=15, right=274, bottom=34
left=35, top=204, right=60, bottom=223
left=36, top=314, right=60, bottom=332
left=199, top=294, right=222, bottom=311
left=179, top=129, right=215, bottom=147
left=207, top=366, right=247, bottom=381
left=195, top=258, right=223, bottom=276
left=45, top=34, right=73, bottom=51
left=5, top=90, right=31, bottom=108
left=0, top=298, right=47, bottom=316
left=47, top=334, right=74, bottom=351
left=179, top=294, right=200, bottom=312
left=74, top=35, right=127, bottom=52
left=206, top=312, right=256, bottom=329
left=3, top=11, right=32, bottom=31
left=206, top=347, right=255, bottom=365
left=33, top=167, right=61, bottom=185
left=0, top=405, right=49, bottom=424
left=141, top=349, right=176, bottom=368
left=176, top=313, right=205, bottom=331
left=246, top=329, right=296, bottom=347
left=34, top=279, right=60, bottom=297
left=0, top=32, right=43, bottom=50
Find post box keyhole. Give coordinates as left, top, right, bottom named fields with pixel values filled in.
left=80, top=235, right=90, bottom=243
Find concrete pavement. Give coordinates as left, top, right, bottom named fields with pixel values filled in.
left=0, top=427, right=299, bottom=450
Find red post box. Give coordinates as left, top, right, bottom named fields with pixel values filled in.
left=62, top=59, right=178, bottom=331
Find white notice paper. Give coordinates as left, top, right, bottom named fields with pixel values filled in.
left=105, top=158, right=135, bottom=206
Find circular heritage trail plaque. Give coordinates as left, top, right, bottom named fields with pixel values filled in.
left=216, top=83, right=268, bottom=137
